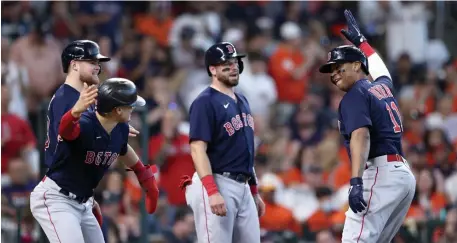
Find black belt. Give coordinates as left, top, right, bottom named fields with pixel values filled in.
left=216, top=172, right=251, bottom=184
left=59, top=188, right=90, bottom=204
left=42, top=176, right=91, bottom=204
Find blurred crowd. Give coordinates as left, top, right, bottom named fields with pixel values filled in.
left=2, top=1, right=457, bottom=243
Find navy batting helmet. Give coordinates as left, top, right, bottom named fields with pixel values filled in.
left=96, top=78, right=146, bottom=114
left=319, top=45, right=369, bottom=75
left=61, top=40, right=110, bottom=74
left=205, top=42, right=246, bottom=77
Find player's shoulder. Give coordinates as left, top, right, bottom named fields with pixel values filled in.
left=52, top=84, right=80, bottom=106
left=79, top=110, right=96, bottom=127
left=235, top=92, right=249, bottom=103
left=373, top=75, right=394, bottom=92
left=190, top=87, right=215, bottom=108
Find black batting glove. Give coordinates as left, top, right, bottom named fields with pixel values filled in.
left=340, top=9, right=366, bottom=47
left=348, top=177, right=367, bottom=213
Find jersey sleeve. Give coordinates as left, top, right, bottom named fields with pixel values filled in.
left=189, top=97, right=215, bottom=143
left=373, top=76, right=394, bottom=93
left=340, top=89, right=372, bottom=135
left=119, top=123, right=129, bottom=156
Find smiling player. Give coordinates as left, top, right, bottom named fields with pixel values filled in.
left=30, top=78, right=159, bottom=243
left=318, top=10, right=416, bottom=243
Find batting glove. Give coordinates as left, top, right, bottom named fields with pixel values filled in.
left=340, top=9, right=366, bottom=47
left=348, top=177, right=367, bottom=213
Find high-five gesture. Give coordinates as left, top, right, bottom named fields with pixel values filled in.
left=340, top=9, right=366, bottom=47
left=71, top=82, right=98, bottom=118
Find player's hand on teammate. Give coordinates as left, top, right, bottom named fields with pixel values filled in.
left=209, top=192, right=227, bottom=216
left=348, top=177, right=367, bottom=213
left=71, top=82, right=98, bottom=118
left=340, top=9, right=366, bottom=47
left=128, top=124, right=140, bottom=137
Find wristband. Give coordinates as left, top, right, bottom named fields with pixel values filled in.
left=201, top=175, right=218, bottom=196
left=359, top=42, right=375, bottom=57
left=350, top=177, right=363, bottom=185
left=250, top=185, right=258, bottom=195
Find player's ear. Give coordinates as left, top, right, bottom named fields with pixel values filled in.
left=115, top=107, right=122, bottom=116
left=209, top=66, right=217, bottom=76
left=353, top=62, right=361, bottom=73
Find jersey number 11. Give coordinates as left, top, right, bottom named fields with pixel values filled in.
left=386, top=102, right=403, bottom=133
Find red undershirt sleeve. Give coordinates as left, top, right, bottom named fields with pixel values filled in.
left=58, top=109, right=81, bottom=141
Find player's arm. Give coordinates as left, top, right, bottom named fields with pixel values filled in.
left=58, top=83, right=98, bottom=141
left=190, top=140, right=216, bottom=191
left=341, top=10, right=392, bottom=81
left=188, top=97, right=218, bottom=195
left=341, top=91, right=372, bottom=175
left=349, top=128, right=370, bottom=178
left=341, top=90, right=372, bottom=213
left=119, top=130, right=159, bottom=214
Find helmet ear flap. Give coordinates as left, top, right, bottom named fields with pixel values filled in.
left=238, top=58, right=244, bottom=74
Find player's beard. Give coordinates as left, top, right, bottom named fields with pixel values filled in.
left=80, top=71, right=100, bottom=85
left=216, top=72, right=239, bottom=87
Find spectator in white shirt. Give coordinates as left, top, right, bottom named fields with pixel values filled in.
left=236, top=52, right=277, bottom=123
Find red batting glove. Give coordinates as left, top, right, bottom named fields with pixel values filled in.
left=134, top=165, right=159, bottom=214
left=92, top=200, right=103, bottom=227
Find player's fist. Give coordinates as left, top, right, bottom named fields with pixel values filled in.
left=340, top=9, right=366, bottom=47
left=348, top=177, right=367, bottom=213
left=209, top=193, right=227, bottom=217
left=72, top=82, right=98, bottom=117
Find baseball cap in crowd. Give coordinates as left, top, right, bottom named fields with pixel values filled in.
left=280, top=22, right=301, bottom=40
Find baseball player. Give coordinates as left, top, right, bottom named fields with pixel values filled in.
left=43, top=40, right=142, bottom=226
left=318, top=10, right=416, bottom=242
left=30, top=78, right=159, bottom=243
left=182, top=42, right=265, bottom=243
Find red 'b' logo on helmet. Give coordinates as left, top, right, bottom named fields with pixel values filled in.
left=226, top=45, right=234, bottom=54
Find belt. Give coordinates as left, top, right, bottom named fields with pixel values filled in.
left=216, top=172, right=251, bottom=184
left=365, top=154, right=405, bottom=169
left=386, top=154, right=404, bottom=162
left=42, top=176, right=91, bottom=204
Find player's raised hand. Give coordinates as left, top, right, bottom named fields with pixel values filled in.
left=71, top=82, right=98, bottom=118
left=348, top=177, right=367, bottom=213
left=209, top=193, right=227, bottom=216
left=340, top=9, right=366, bottom=47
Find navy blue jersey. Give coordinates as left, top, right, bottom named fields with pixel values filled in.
left=44, top=84, right=95, bottom=168
left=338, top=76, right=403, bottom=160
left=189, top=87, right=255, bottom=176
left=46, top=110, right=129, bottom=197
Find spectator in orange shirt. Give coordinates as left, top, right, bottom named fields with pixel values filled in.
left=148, top=106, right=195, bottom=207
left=134, top=2, right=174, bottom=48
left=415, top=169, right=448, bottom=218
left=268, top=21, right=309, bottom=123
left=258, top=173, right=302, bottom=235
left=306, top=187, right=335, bottom=233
